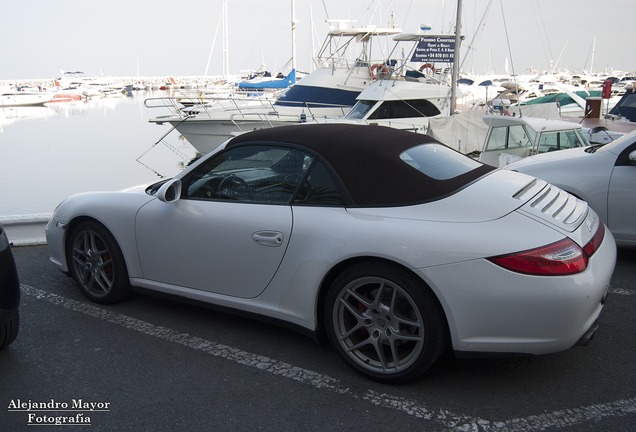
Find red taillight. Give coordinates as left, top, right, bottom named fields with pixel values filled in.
left=489, top=223, right=605, bottom=276
left=489, top=238, right=587, bottom=276
left=583, top=222, right=605, bottom=257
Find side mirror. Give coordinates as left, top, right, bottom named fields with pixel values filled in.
left=157, top=179, right=182, bottom=203
left=629, top=150, right=636, bottom=166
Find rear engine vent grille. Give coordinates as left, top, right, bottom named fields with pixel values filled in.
left=520, top=185, right=587, bottom=232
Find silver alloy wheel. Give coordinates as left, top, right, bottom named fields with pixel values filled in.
left=70, top=229, right=115, bottom=298
left=332, top=276, right=425, bottom=375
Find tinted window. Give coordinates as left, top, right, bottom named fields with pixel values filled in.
left=400, top=144, right=482, bottom=180
left=293, top=161, right=344, bottom=206
left=182, top=146, right=314, bottom=204
left=368, top=99, right=441, bottom=119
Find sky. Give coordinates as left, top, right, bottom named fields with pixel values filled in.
left=1, top=0, right=634, bottom=81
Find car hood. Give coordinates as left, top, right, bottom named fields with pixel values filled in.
left=50, top=183, right=157, bottom=224
left=505, top=146, right=589, bottom=170
left=346, top=169, right=588, bottom=232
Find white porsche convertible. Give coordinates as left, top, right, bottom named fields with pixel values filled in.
left=46, top=124, right=616, bottom=383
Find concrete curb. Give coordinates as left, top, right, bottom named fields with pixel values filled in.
left=1, top=214, right=51, bottom=246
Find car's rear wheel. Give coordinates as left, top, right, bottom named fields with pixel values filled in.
left=325, top=262, right=448, bottom=383
left=0, top=310, right=19, bottom=349
left=67, top=221, right=130, bottom=304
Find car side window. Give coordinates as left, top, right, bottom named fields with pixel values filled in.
left=182, top=145, right=314, bottom=204
left=293, top=161, right=345, bottom=206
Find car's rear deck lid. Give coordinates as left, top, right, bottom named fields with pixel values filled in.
left=517, top=182, right=588, bottom=232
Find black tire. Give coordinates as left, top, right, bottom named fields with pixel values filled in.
left=67, top=221, right=130, bottom=304
left=0, top=310, right=19, bottom=349
left=325, top=261, right=448, bottom=383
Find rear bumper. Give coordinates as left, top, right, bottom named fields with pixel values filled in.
left=416, top=229, right=617, bottom=356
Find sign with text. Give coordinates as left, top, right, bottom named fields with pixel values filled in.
left=411, top=36, right=457, bottom=63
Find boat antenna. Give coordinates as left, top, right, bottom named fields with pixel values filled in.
left=499, top=0, right=521, bottom=117
left=222, top=0, right=229, bottom=77
left=450, top=0, right=462, bottom=116
left=530, top=0, right=552, bottom=73
left=553, top=40, right=568, bottom=72
left=310, top=6, right=316, bottom=72
left=459, top=0, right=494, bottom=74
left=291, top=0, right=297, bottom=71
left=204, top=12, right=223, bottom=77
left=583, top=37, right=596, bottom=73
left=321, top=0, right=330, bottom=20
left=590, top=38, right=596, bottom=74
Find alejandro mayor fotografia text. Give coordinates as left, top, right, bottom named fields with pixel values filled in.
left=8, top=399, right=111, bottom=426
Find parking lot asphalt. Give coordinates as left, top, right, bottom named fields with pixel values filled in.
left=2, top=244, right=635, bottom=431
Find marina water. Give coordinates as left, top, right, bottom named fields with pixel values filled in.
left=0, top=92, right=196, bottom=219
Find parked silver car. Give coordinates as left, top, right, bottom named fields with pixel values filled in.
left=507, top=130, right=636, bottom=247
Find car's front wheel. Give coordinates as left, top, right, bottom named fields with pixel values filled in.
left=325, top=262, right=448, bottom=383
left=67, top=221, right=130, bottom=304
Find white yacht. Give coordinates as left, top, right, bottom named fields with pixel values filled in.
left=317, top=76, right=455, bottom=134
left=0, top=90, right=56, bottom=107
left=148, top=23, right=403, bottom=154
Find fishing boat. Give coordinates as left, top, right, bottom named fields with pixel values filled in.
left=147, top=23, right=403, bottom=154
left=311, top=32, right=458, bottom=135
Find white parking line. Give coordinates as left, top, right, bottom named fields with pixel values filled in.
left=22, top=284, right=636, bottom=431
left=611, top=288, right=633, bottom=296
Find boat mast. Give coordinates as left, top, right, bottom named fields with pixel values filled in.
left=310, top=6, right=316, bottom=72
left=590, top=37, right=596, bottom=74
left=291, top=0, right=297, bottom=71
left=459, top=0, right=493, bottom=74
left=450, top=0, right=463, bottom=116
left=222, top=0, right=229, bottom=77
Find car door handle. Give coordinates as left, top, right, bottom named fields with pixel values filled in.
left=251, top=231, right=284, bottom=247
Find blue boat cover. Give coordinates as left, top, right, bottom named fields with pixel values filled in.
left=237, top=69, right=296, bottom=90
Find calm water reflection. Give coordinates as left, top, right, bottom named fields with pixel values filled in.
left=0, top=92, right=196, bottom=217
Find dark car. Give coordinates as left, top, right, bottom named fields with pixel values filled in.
left=0, top=223, right=20, bottom=349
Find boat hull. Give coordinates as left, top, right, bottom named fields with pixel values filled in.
left=0, top=92, right=55, bottom=107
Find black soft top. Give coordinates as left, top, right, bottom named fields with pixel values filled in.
left=227, top=123, right=495, bottom=206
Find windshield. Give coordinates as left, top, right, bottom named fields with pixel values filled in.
left=538, top=130, right=586, bottom=152
left=575, top=129, right=591, bottom=146
left=593, top=129, right=636, bottom=154
left=345, top=100, right=377, bottom=119
left=484, top=125, right=536, bottom=151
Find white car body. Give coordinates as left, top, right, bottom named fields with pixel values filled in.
left=507, top=130, right=636, bottom=248
left=46, top=124, right=616, bottom=381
